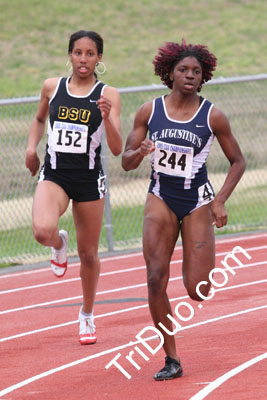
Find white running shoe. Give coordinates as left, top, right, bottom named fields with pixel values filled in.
left=79, top=307, right=97, bottom=345
left=51, top=230, right=68, bottom=278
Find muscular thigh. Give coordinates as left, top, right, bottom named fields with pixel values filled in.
left=32, top=181, right=70, bottom=230
left=181, top=203, right=215, bottom=289
left=143, top=193, right=179, bottom=272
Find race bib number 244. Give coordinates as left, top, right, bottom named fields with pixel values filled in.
left=154, top=141, right=193, bottom=178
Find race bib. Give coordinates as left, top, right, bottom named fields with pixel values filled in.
left=51, top=121, right=88, bottom=153
left=198, top=182, right=214, bottom=203
left=154, top=141, right=193, bottom=177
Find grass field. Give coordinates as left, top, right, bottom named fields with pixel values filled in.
left=0, top=0, right=266, bottom=97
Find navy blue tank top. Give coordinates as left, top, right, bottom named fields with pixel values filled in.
left=148, top=95, right=214, bottom=189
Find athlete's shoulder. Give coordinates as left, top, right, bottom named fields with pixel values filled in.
left=139, top=100, right=153, bottom=114
left=134, top=101, right=153, bottom=125
left=42, top=77, right=62, bottom=99
left=102, top=84, right=119, bottom=97
left=199, top=96, right=213, bottom=107
left=209, top=105, right=230, bottom=134
left=210, top=105, right=227, bottom=120
left=43, top=77, right=61, bottom=90
left=101, top=85, right=121, bottom=108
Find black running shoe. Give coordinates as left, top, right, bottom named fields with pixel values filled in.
left=153, top=356, right=183, bottom=381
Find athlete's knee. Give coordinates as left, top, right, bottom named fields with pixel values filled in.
left=147, top=267, right=169, bottom=296
left=32, top=223, right=56, bottom=246
left=186, top=287, right=205, bottom=302
left=79, top=250, right=99, bottom=270
left=185, top=279, right=211, bottom=301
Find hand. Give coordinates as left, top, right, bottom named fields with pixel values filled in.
left=211, top=199, right=228, bottom=228
left=139, top=139, right=155, bottom=157
left=97, top=95, right=112, bottom=120
left=25, top=150, right=40, bottom=177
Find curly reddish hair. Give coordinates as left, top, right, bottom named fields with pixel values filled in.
left=153, top=39, right=217, bottom=91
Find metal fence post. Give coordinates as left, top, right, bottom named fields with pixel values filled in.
left=101, top=132, right=114, bottom=252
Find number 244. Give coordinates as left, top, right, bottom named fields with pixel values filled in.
left=159, top=150, right=186, bottom=171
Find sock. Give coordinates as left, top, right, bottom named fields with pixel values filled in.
left=53, top=233, right=66, bottom=253
left=80, top=307, right=93, bottom=318
left=58, top=232, right=66, bottom=252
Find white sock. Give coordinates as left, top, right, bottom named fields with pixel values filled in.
left=54, top=233, right=66, bottom=253
left=59, top=232, right=67, bottom=251
left=80, top=308, right=93, bottom=318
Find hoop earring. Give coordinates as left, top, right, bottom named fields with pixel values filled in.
left=66, top=60, right=72, bottom=73
left=95, top=61, right=106, bottom=75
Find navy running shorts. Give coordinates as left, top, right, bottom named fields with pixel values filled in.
left=38, top=165, right=106, bottom=202
left=148, top=173, right=215, bottom=221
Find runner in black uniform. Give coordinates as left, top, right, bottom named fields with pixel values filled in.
left=39, top=77, right=107, bottom=201
left=26, top=30, right=122, bottom=345
left=122, top=39, right=245, bottom=380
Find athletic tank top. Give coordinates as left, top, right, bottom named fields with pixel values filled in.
left=148, top=95, right=214, bottom=189
left=44, top=77, right=106, bottom=170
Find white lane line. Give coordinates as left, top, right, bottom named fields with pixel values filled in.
left=0, top=253, right=145, bottom=279
left=1, top=245, right=266, bottom=295
left=216, top=233, right=267, bottom=244
left=0, top=233, right=266, bottom=280
left=0, top=280, right=156, bottom=315
left=0, top=265, right=146, bottom=295
left=0, top=304, right=266, bottom=398
left=0, top=259, right=266, bottom=315
left=1, top=278, right=267, bottom=342
left=190, top=353, right=267, bottom=400
left=0, top=305, right=150, bottom=343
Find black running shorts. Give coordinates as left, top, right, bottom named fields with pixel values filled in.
left=38, top=165, right=106, bottom=202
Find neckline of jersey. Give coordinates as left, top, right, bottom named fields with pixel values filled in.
left=161, top=95, right=206, bottom=123
left=65, top=76, right=101, bottom=98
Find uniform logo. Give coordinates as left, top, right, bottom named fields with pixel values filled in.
left=58, top=106, right=91, bottom=123
left=158, top=129, right=202, bottom=148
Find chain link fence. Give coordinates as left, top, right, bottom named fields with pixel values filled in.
left=0, top=74, right=266, bottom=266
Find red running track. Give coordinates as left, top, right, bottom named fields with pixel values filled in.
left=0, top=232, right=266, bottom=400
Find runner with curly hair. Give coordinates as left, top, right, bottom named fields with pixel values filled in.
left=122, top=39, right=245, bottom=380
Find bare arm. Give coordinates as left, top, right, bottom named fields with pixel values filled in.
left=98, top=86, right=122, bottom=156
left=121, top=102, right=155, bottom=171
left=25, top=78, right=59, bottom=176
left=210, top=107, right=246, bottom=228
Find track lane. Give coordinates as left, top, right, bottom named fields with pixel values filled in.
left=0, top=232, right=266, bottom=399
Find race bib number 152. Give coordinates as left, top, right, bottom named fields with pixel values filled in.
left=51, top=121, right=88, bottom=153
left=154, top=141, right=193, bottom=178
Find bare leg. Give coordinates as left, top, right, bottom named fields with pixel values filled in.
left=181, top=204, right=215, bottom=301
left=32, top=181, right=70, bottom=249
left=143, top=193, right=180, bottom=361
left=72, top=198, right=105, bottom=314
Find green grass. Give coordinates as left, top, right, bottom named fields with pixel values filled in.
left=0, top=262, right=18, bottom=269
left=0, top=0, right=266, bottom=98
